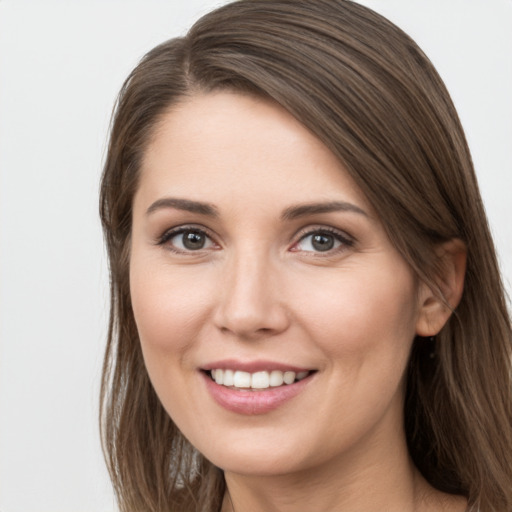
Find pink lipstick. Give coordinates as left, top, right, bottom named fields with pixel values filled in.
left=200, top=360, right=315, bottom=415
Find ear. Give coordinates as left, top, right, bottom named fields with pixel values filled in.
left=415, top=239, right=467, bottom=337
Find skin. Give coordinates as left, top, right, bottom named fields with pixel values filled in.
left=130, top=91, right=467, bottom=512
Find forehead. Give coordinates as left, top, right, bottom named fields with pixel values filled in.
left=137, top=91, right=372, bottom=214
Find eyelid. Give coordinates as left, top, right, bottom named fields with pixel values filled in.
left=156, top=224, right=220, bottom=251
left=290, top=225, right=355, bottom=253
left=155, top=223, right=354, bottom=255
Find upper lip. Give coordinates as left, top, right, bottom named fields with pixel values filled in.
left=201, top=359, right=314, bottom=373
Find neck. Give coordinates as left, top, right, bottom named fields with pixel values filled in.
left=221, top=426, right=466, bottom=512
left=223, top=441, right=411, bottom=512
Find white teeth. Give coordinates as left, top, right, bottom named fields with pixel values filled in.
left=269, top=370, right=284, bottom=387
left=223, top=369, right=234, bottom=386
left=209, top=369, right=311, bottom=389
left=283, top=371, right=295, bottom=385
left=251, top=371, right=270, bottom=389
left=233, top=371, right=251, bottom=388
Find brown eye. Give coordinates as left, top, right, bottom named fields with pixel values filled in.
left=311, top=233, right=335, bottom=252
left=160, top=227, right=217, bottom=252
left=293, top=229, right=353, bottom=254
left=181, top=231, right=207, bottom=250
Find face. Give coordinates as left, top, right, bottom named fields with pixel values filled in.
left=130, top=92, right=428, bottom=478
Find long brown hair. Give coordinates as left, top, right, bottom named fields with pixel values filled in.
left=99, top=1, right=512, bottom=510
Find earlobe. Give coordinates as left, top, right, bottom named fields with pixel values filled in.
left=415, top=239, right=467, bottom=337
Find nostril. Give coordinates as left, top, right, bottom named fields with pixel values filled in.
left=213, top=278, right=290, bottom=338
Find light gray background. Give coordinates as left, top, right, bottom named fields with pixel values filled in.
left=0, top=1, right=510, bottom=511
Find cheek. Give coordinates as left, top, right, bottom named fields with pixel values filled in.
left=130, top=261, right=215, bottom=355
left=292, top=265, right=419, bottom=437
left=295, top=262, right=419, bottom=363
left=129, top=260, right=214, bottom=420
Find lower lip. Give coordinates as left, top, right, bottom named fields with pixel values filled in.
left=202, top=372, right=313, bottom=415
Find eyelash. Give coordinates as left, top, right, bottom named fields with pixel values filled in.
left=157, top=225, right=355, bottom=255
left=157, top=225, right=218, bottom=254
left=291, top=226, right=355, bottom=255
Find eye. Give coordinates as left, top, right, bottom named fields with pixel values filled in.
left=292, top=228, right=353, bottom=254
left=158, top=227, right=217, bottom=253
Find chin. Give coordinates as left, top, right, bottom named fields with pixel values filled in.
left=187, top=423, right=339, bottom=479
left=208, top=449, right=310, bottom=477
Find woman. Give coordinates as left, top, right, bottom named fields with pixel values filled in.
left=99, top=1, right=512, bottom=511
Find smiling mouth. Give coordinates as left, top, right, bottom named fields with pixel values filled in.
left=207, top=369, right=314, bottom=390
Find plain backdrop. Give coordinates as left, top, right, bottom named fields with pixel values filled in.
left=0, top=1, right=510, bottom=510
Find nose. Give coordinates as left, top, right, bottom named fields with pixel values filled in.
left=213, top=251, right=290, bottom=340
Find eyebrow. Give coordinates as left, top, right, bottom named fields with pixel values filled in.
left=145, top=197, right=367, bottom=220
left=281, top=201, right=368, bottom=220
left=146, top=197, right=219, bottom=217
